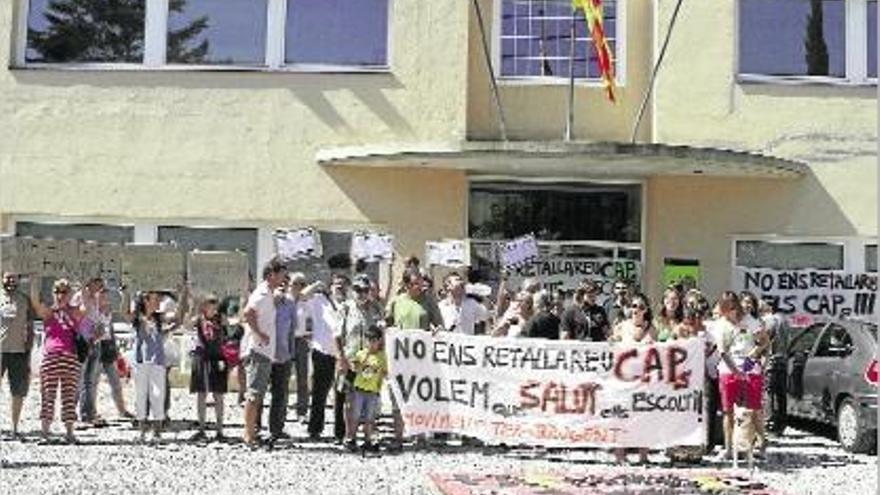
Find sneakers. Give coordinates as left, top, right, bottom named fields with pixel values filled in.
left=344, top=439, right=358, bottom=452
left=190, top=430, right=207, bottom=442
left=363, top=441, right=380, bottom=453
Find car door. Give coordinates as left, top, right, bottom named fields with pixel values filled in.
left=802, top=324, right=853, bottom=423
left=787, top=323, right=827, bottom=418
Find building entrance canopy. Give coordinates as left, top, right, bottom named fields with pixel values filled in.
left=317, top=141, right=806, bottom=180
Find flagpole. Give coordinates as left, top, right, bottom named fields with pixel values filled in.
left=472, top=0, right=508, bottom=141
left=565, top=7, right=577, bottom=142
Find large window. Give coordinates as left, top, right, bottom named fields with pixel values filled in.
left=497, top=0, right=623, bottom=82
left=739, top=0, right=874, bottom=84
left=469, top=181, right=641, bottom=242
left=166, top=0, right=268, bottom=65
left=735, top=240, right=844, bottom=270
left=19, top=0, right=389, bottom=70
left=15, top=221, right=134, bottom=244
left=285, top=0, right=388, bottom=66
left=25, top=0, right=145, bottom=64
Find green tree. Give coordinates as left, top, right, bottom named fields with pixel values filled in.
left=28, top=0, right=208, bottom=64
left=804, top=0, right=829, bottom=75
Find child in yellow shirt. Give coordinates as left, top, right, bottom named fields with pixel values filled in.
left=345, top=325, right=387, bottom=452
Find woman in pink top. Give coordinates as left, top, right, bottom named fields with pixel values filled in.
left=30, top=277, right=94, bottom=444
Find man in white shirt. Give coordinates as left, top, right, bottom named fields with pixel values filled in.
left=306, top=274, right=346, bottom=440
left=438, top=272, right=489, bottom=335
left=242, top=258, right=287, bottom=446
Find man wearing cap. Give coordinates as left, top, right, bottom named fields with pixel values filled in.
left=561, top=281, right=609, bottom=342
left=1, top=272, right=36, bottom=438
left=334, top=274, right=384, bottom=442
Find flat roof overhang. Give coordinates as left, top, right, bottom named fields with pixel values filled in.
left=316, top=141, right=807, bottom=180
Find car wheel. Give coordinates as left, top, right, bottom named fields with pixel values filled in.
left=836, top=398, right=874, bottom=453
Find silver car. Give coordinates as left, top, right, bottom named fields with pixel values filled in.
left=784, top=320, right=877, bottom=453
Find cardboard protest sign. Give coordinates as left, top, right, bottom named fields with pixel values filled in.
left=499, top=235, right=539, bottom=269
left=387, top=329, right=705, bottom=448
left=0, top=237, right=122, bottom=287
left=274, top=228, right=322, bottom=260
left=187, top=250, right=249, bottom=298
left=426, top=240, right=469, bottom=267
left=122, top=245, right=185, bottom=292
left=508, top=257, right=641, bottom=304
left=733, top=267, right=877, bottom=326
left=351, top=232, right=394, bottom=262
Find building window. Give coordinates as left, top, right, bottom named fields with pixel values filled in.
left=497, top=0, right=620, bottom=81
left=285, top=0, right=388, bottom=67
left=25, top=0, right=146, bottom=63
left=866, top=244, right=877, bottom=272
left=469, top=182, right=640, bottom=242
left=17, top=0, right=390, bottom=71
left=735, top=240, right=845, bottom=270
left=869, top=1, right=877, bottom=78
left=166, top=0, right=268, bottom=65
left=15, top=221, right=134, bottom=244
left=739, top=0, right=847, bottom=79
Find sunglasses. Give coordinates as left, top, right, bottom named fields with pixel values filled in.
left=631, top=303, right=646, bottom=310
left=53, top=288, right=70, bottom=295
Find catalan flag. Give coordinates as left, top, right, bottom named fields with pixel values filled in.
left=572, top=0, right=617, bottom=102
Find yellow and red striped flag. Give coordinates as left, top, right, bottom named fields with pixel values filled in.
left=572, top=0, right=617, bottom=102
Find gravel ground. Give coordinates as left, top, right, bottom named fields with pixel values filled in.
left=0, top=381, right=876, bottom=495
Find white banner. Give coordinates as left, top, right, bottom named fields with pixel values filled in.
left=351, top=231, right=394, bottom=262
left=274, top=228, right=322, bottom=260
left=426, top=240, right=469, bottom=267
left=733, top=267, right=878, bottom=327
left=387, top=329, right=705, bottom=448
left=499, top=235, right=539, bottom=269
left=508, top=257, right=641, bottom=304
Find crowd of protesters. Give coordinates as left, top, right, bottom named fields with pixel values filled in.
left=0, top=255, right=784, bottom=463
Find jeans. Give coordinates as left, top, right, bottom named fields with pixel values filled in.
left=307, top=350, right=335, bottom=438
left=293, top=336, right=310, bottom=416
left=79, top=347, right=122, bottom=421
left=269, top=360, right=293, bottom=437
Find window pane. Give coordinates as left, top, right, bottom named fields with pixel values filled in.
left=26, top=0, right=145, bottom=63
left=735, top=241, right=844, bottom=270
left=739, top=0, right=846, bottom=77
left=285, top=0, right=388, bottom=66
left=499, top=0, right=617, bottom=78
left=167, top=0, right=267, bottom=65
left=15, top=221, right=133, bottom=244
left=469, top=182, right=641, bottom=242
left=866, top=245, right=877, bottom=272
left=157, top=226, right=258, bottom=281
left=869, top=1, right=877, bottom=78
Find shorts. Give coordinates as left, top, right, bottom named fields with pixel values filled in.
left=719, top=373, right=763, bottom=412
left=351, top=389, right=380, bottom=423
left=244, top=352, right=272, bottom=401
left=1, top=352, right=31, bottom=397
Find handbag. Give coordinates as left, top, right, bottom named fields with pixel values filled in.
left=99, top=339, right=119, bottom=364
left=220, top=341, right=241, bottom=368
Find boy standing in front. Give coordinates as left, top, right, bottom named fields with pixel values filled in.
left=344, top=325, right=386, bottom=453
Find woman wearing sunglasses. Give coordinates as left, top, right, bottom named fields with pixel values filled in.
left=30, top=277, right=96, bottom=444
left=609, top=292, right=655, bottom=464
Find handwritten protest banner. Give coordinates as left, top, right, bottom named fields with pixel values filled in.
left=733, top=267, right=877, bottom=326
left=499, top=235, right=539, bottom=269
left=0, top=237, right=123, bottom=287
left=187, top=250, right=249, bottom=298
left=122, top=245, right=184, bottom=292
left=426, top=240, right=470, bottom=267
left=387, top=329, right=705, bottom=448
left=508, top=257, right=641, bottom=303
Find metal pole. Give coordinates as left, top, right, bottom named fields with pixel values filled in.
left=630, top=0, right=686, bottom=144
left=565, top=8, right=577, bottom=142
left=472, top=0, right=508, bottom=141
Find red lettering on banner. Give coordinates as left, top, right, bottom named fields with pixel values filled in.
left=613, top=345, right=691, bottom=388
left=519, top=381, right=602, bottom=415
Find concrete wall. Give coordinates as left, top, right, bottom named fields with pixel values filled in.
left=646, top=0, right=877, bottom=300
left=466, top=0, right=654, bottom=142
left=0, top=1, right=470, bottom=262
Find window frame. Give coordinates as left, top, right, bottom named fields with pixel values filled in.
left=12, top=0, right=392, bottom=73
left=732, top=236, right=878, bottom=273
left=736, top=0, right=877, bottom=86
left=491, top=0, right=628, bottom=87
